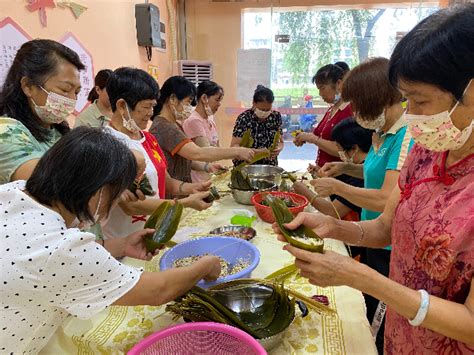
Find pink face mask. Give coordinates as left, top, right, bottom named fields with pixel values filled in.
left=32, top=86, right=76, bottom=124
left=404, top=80, right=473, bottom=152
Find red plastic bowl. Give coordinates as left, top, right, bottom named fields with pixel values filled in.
left=251, top=191, right=309, bottom=223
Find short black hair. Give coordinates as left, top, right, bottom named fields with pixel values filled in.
left=155, top=76, right=196, bottom=115
left=253, top=85, right=274, bottom=103
left=26, top=127, right=137, bottom=223
left=87, top=69, right=113, bottom=102
left=0, top=39, right=84, bottom=142
left=197, top=80, right=223, bottom=100
left=331, top=118, right=373, bottom=153
left=107, top=67, right=160, bottom=112
left=312, top=64, right=345, bottom=86
left=389, top=4, right=474, bottom=101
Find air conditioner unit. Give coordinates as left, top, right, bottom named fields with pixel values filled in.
left=173, top=60, right=213, bottom=86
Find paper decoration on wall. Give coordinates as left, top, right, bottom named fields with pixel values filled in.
left=57, top=1, right=88, bottom=19
left=0, top=17, right=32, bottom=86
left=147, top=65, right=159, bottom=82
left=26, top=0, right=55, bottom=27
left=236, top=48, right=271, bottom=102
left=59, top=33, right=94, bottom=114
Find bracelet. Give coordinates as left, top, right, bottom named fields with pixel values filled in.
left=350, top=221, right=364, bottom=245
left=309, top=194, right=317, bottom=205
left=409, top=290, right=430, bottom=326
left=203, top=162, right=210, bottom=173
left=178, top=181, right=186, bottom=195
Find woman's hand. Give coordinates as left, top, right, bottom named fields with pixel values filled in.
left=318, top=162, right=347, bottom=178
left=180, top=191, right=213, bottom=211
left=311, top=177, right=344, bottom=198
left=235, top=147, right=255, bottom=162
left=292, top=181, right=314, bottom=200
left=307, top=163, right=321, bottom=178
left=120, top=189, right=146, bottom=203
left=194, top=255, right=222, bottom=281
left=271, top=211, right=338, bottom=241
left=185, top=180, right=212, bottom=195
left=270, top=142, right=283, bottom=159
left=283, top=245, right=359, bottom=287
left=122, top=228, right=161, bottom=261
left=208, top=163, right=227, bottom=173
left=294, top=132, right=316, bottom=146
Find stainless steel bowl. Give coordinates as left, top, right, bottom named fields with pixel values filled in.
left=230, top=181, right=276, bottom=205
left=209, top=280, right=306, bottom=352
left=209, top=225, right=256, bottom=241
left=242, top=165, right=284, bottom=188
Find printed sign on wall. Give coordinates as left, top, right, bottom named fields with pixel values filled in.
left=0, top=17, right=32, bottom=86
left=60, top=32, right=94, bottom=114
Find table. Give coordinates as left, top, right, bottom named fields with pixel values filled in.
left=41, top=174, right=377, bottom=355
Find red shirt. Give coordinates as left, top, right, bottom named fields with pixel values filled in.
left=313, top=102, right=353, bottom=167
left=141, top=131, right=167, bottom=199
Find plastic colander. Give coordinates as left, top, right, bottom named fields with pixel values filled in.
left=128, top=322, right=267, bottom=355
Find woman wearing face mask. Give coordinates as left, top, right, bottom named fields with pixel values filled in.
left=183, top=80, right=225, bottom=182
left=311, top=57, right=413, bottom=352
left=231, top=85, right=284, bottom=166
left=293, top=118, right=373, bottom=221
left=103, top=68, right=214, bottom=240
left=74, top=69, right=113, bottom=128
left=0, top=127, right=221, bottom=354
left=150, top=76, right=254, bottom=190
left=0, top=39, right=82, bottom=184
left=293, top=63, right=352, bottom=174
left=273, top=5, right=474, bottom=354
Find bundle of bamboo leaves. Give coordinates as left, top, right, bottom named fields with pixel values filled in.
left=166, top=279, right=295, bottom=339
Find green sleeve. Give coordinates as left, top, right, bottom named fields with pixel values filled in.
left=0, top=117, right=46, bottom=184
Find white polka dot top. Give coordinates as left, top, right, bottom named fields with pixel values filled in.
left=0, top=181, right=142, bottom=353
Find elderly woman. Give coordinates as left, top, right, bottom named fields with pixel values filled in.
left=103, top=67, right=213, bottom=239
left=274, top=5, right=474, bottom=354
left=0, top=127, right=220, bottom=353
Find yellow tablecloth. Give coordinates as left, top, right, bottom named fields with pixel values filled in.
left=41, top=175, right=377, bottom=355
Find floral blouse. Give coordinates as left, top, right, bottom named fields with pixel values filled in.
left=232, top=109, right=282, bottom=166
left=386, top=144, right=474, bottom=354
left=0, top=117, right=62, bottom=184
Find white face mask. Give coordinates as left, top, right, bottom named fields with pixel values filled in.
left=356, top=113, right=386, bottom=131
left=122, top=105, right=141, bottom=134
left=71, top=187, right=104, bottom=230
left=254, top=108, right=271, bottom=119
left=404, top=80, right=473, bottom=152
left=32, top=86, right=77, bottom=124
left=338, top=147, right=358, bottom=163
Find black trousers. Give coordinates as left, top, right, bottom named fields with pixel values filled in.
left=364, top=248, right=391, bottom=355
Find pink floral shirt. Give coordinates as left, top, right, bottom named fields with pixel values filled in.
left=386, top=144, right=474, bottom=354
